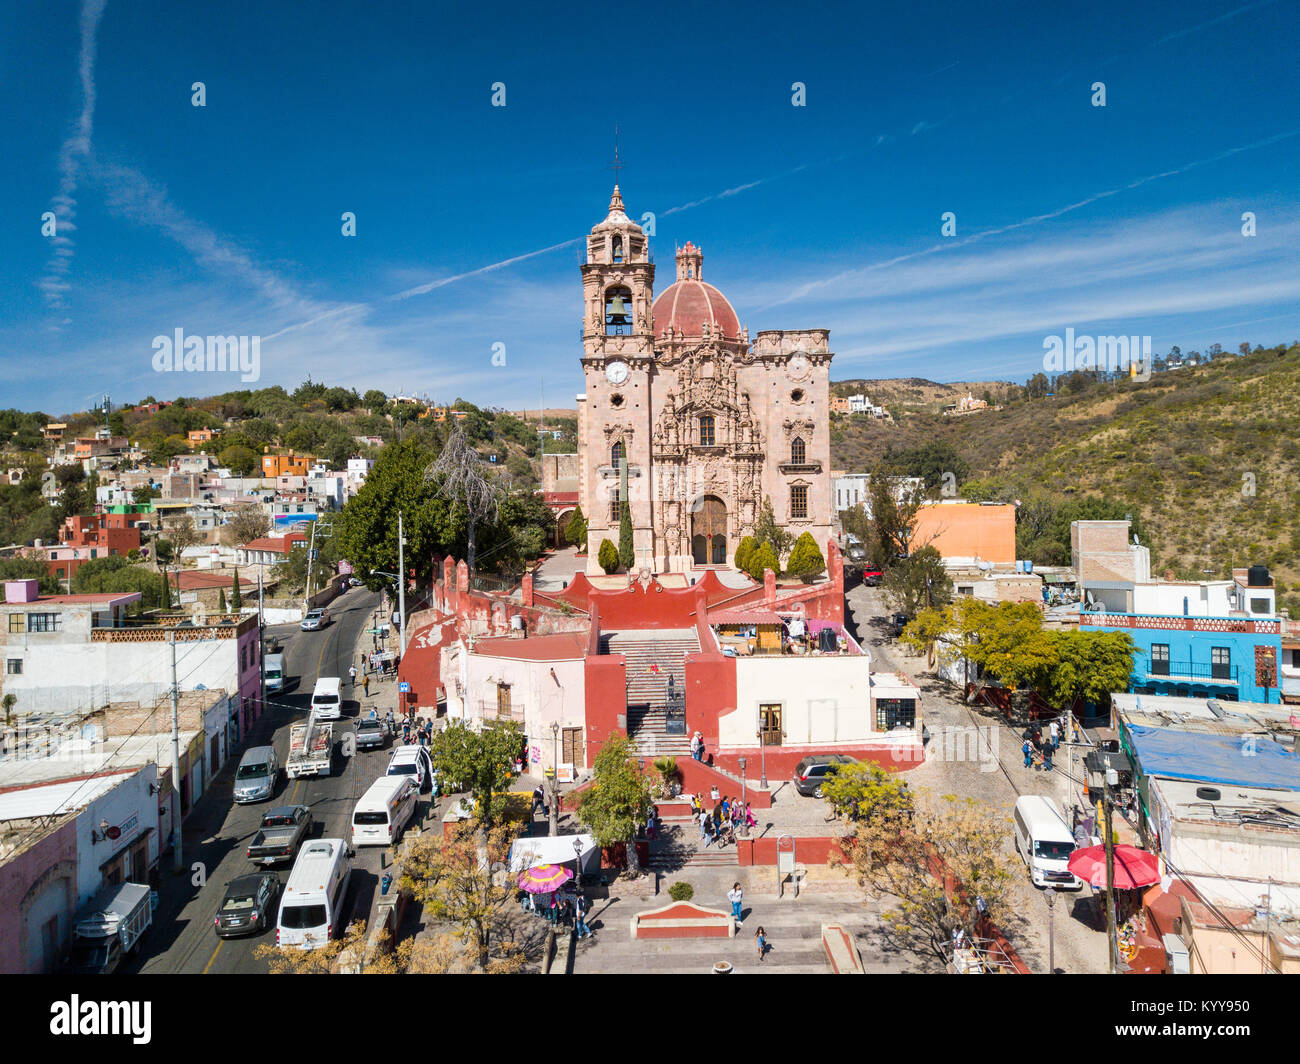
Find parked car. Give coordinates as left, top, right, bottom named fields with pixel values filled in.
left=301, top=608, right=331, bottom=631
left=354, top=717, right=392, bottom=751
left=891, top=612, right=909, bottom=637
left=247, top=805, right=314, bottom=865
left=233, top=746, right=280, bottom=803
left=863, top=569, right=884, bottom=587
left=387, top=744, right=434, bottom=793
left=214, top=873, right=281, bottom=937
left=792, top=754, right=858, bottom=798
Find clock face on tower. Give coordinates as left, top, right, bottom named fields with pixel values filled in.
left=605, top=360, right=630, bottom=385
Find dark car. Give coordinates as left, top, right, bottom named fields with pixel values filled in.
left=214, top=873, right=279, bottom=938
left=355, top=717, right=392, bottom=751
left=891, top=612, right=909, bottom=637
left=863, top=569, right=884, bottom=587
left=792, top=754, right=857, bottom=798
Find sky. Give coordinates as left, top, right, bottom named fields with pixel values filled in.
left=1, top=0, right=1298, bottom=417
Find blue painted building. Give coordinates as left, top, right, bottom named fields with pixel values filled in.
left=1082, top=613, right=1282, bottom=704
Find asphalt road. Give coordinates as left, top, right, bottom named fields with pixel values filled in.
left=131, top=585, right=427, bottom=974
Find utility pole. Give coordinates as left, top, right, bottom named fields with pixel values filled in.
left=1046, top=887, right=1056, bottom=974
left=1104, top=768, right=1118, bottom=974
left=549, top=722, right=560, bottom=837
left=257, top=564, right=266, bottom=733
left=304, top=519, right=318, bottom=612
left=169, top=632, right=183, bottom=873
left=397, top=510, right=407, bottom=657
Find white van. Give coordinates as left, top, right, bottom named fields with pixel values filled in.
left=311, top=677, right=343, bottom=720
left=351, top=775, right=418, bottom=847
left=1013, top=795, right=1083, bottom=890
left=264, top=653, right=286, bottom=694
left=276, top=838, right=351, bottom=949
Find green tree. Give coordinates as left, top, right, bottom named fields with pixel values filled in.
left=744, top=542, right=779, bottom=582
left=132, top=484, right=160, bottom=505
left=0, top=557, right=62, bottom=596
left=883, top=545, right=952, bottom=618
left=427, top=719, right=522, bottom=832
left=963, top=601, right=1058, bottom=692
left=733, top=535, right=755, bottom=573
left=1042, top=629, right=1135, bottom=711
left=752, top=496, right=791, bottom=561
left=866, top=465, right=923, bottom=568
left=219, top=588, right=228, bottom=612
left=230, top=570, right=243, bottom=611
left=597, top=538, right=619, bottom=574
left=618, top=501, right=634, bottom=570
left=786, top=531, right=826, bottom=582
left=577, top=734, right=654, bottom=877
left=218, top=444, right=260, bottom=476
left=821, top=761, right=914, bottom=821
left=564, top=505, right=588, bottom=548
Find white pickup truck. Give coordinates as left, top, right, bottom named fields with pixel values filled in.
left=286, top=710, right=334, bottom=779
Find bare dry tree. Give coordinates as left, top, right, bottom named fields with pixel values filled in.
left=424, top=421, right=509, bottom=573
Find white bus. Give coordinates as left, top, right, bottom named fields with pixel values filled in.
left=1013, top=795, right=1083, bottom=890
left=311, top=677, right=343, bottom=720
left=351, top=775, right=418, bottom=847
left=276, top=838, right=351, bottom=949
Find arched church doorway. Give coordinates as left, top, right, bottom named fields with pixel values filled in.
left=691, top=495, right=727, bottom=565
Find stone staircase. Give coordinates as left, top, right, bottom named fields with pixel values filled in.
left=646, top=823, right=737, bottom=873
left=604, top=629, right=698, bottom=757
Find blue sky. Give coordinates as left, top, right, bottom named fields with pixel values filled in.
left=2, top=0, right=1298, bottom=416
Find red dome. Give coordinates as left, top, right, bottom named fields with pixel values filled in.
left=652, top=280, right=741, bottom=339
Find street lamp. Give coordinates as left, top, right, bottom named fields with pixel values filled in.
left=1046, top=887, right=1057, bottom=974
left=738, top=757, right=748, bottom=834
left=573, top=836, right=584, bottom=885
left=756, top=729, right=767, bottom=789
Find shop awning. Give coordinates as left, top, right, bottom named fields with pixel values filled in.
left=508, top=833, right=600, bottom=874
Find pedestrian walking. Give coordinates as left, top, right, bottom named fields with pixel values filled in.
left=703, top=815, right=716, bottom=848
left=690, top=731, right=703, bottom=762
left=727, top=882, right=744, bottom=926
left=1043, top=742, right=1054, bottom=771
left=744, top=802, right=756, bottom=833
left=730, top=804, right=743, bottom=837
left=1049, top=719, right=1060, bottom=749
left=363, top=674, right=370, bottom=697
left=1022, top=738, right=1033, bottom=768
left=349, top=664, right=357, bottom=686
left=755, top=926, right=768, bottom=963
left=574, top=892, right=593, bottom=939
left=532, top=786, right=545, bottom=818
left=698, top=808, right=710, bottom=842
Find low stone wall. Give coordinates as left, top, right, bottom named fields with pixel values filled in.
left=631, top=900, right=735, bottom=940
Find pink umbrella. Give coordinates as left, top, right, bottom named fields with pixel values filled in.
left=1067, top=845, right=1160, bottom=890
left=517, top=864, right=574, bottom=893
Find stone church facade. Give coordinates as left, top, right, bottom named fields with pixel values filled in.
left=576, top=187, right=834, bottom=575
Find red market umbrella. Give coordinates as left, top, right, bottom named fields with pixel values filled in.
left=1067, top=845, right=1160, bottom=890
left=517, top=864, right=574, bottom=893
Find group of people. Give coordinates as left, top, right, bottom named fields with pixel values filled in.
left=1022, top=717, right=1064, bottom=771
left=520, top=884, right=593, bottom=939
left=693, top=793, right=755, bottom=848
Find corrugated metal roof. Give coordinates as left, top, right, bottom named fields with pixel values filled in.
left=0, top=772, right=135, bottom=821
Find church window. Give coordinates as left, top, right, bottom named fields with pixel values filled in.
left=609, top=484, right=621, bottom=523
left=791, top=485, right=808, bottom=519
left=610, top=393, right=625, bottom=409
left=611, top=440, right=625, bottom=467
left=612, top=236, right=623, bottom=264
left=790, top=388, right=805, bottom=403
left=791, top=437, right=806, bottom=464
left=698, top=415, right=715, bottom=447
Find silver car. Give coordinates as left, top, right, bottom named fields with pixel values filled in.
left=234, top=746, right=279, bottom=803
left=300, top=608, right=330, bottom=631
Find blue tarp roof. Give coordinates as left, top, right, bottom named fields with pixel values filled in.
left=1125, top=723, right=1300, bottom=790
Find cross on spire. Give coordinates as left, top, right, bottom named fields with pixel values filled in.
left=608, top=125, right=625, bottom=180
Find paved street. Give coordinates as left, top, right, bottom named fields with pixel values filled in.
left=127, top=585, right=436, bottom=974
left=845, top=582, right=1109, bottom=974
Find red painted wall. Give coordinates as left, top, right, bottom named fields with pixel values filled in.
left=735, top=836, right=848, bottom=867
left=600, top=840, right=650, bottom=869
left=674, top=757, right=771, bottom=809
left=710, top=743, right=924, bottom=779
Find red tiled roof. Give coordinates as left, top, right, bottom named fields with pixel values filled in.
left=472, top=631, right=589, bottom=661
left=242, top=532, right=307, bottom=553
left=28, top=592, right=143, bottom=605
left=709, top=608, right=784, bottom=626
left=543, top=491, right=579, bottom=507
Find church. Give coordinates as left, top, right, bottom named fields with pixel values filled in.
left=576, top=187, right=835, bottom=575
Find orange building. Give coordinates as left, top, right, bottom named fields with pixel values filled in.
left=261, top=453, right=312, bottom=477
left=911, top=503, right=1016, bottom=565
left=188, top=427, right=222, bottom=444
left=830, top=396, right=851, bottom=414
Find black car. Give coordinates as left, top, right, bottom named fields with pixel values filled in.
left=213, top=873, right=279, bottom=938
left=792, top=755, right=857, bottom=798
left=891, top=612, right=909, bottom=637
left=355, top=717, right=392, bottom=751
